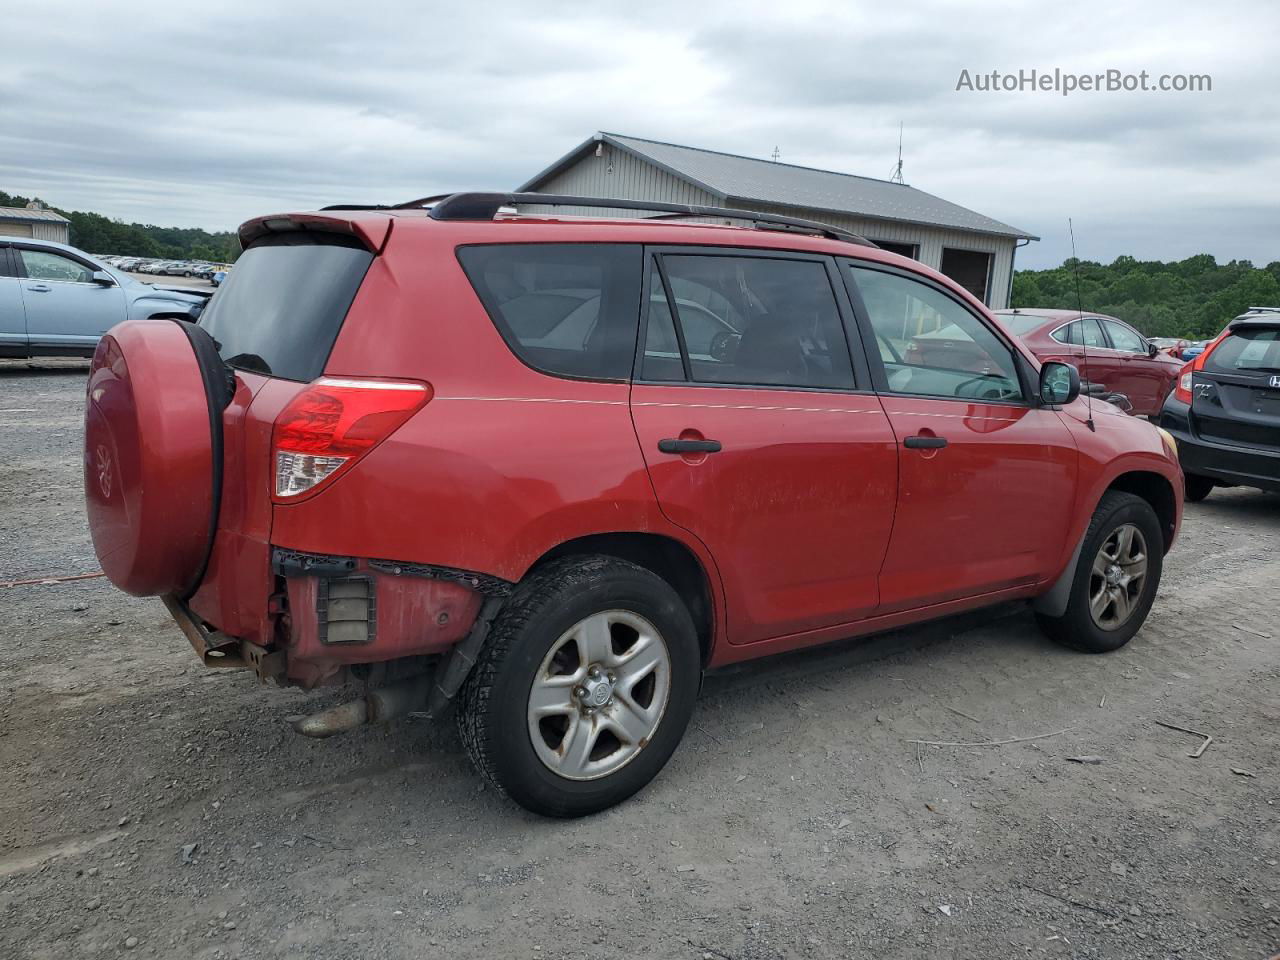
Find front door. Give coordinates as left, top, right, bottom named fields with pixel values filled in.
left=0, top=248, right=27, bottom=355
left=629, top=249, right=899, bottom=645
left=1099, top=318, right=1167, bottom=415
left=844, top=262, right=1077, bottom=612
left=14, top=246, right=126, bottom=351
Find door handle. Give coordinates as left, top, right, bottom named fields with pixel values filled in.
left=25, top=284, right=51, bottom=293
left=658, top=438, right=722, bottom=455
left=903, top=435, right=947, bottom=449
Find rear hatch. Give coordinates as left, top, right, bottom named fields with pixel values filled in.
left=185, top=228, right=379, bottom=641
left=1190, top=321, right=1280, bottom=449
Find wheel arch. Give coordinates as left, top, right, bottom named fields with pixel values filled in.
left=1105, top=470, right=1177, bottom=554
left=527, top=532, right=718, bottom=666
left=1035, top=467, right=1178, bottom=618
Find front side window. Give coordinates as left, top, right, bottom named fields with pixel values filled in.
left=1102, top=320, right=1146, bottom=353
left=458, top=244, right=641, bottom=381
left=20, top=249, right=93, bottom=284
left=644, top=254, right=854, bottom=390
left=847, top=265, right=1022, bottom=402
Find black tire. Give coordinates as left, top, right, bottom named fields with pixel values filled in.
left=1184, top=473, right=1215, bottom=502
left=457, top=555, right=700, bottom=817
left=1035, top=491, right=1164, bottom=653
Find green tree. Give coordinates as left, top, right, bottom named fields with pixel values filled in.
left=0, top=190, right=240, bottom=262
left=1013, top=253, right=1279, bottom=339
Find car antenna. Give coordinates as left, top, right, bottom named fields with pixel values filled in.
left=1068, top=218, right=1096, bottom=432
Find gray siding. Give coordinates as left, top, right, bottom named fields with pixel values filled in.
left=31, top=222, right=68, bottom=243
left=519, top=149, right=1018, bottom=309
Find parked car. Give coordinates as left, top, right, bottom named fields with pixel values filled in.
left=0, top=238, right=210, bottom=358
left=1160, top=307, right=1280, bottom=500
left=995, top=309, right=1184, bottom=417
left=1179, top=340, right=1208, bottom=361
left=158, top=261, right=197, bottom=277
left=83, top=193, right=1182, bottom=817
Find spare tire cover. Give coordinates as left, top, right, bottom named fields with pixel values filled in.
left=84, top=318, right=223, bottom=597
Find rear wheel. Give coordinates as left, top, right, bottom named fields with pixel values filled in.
left=1184, top=473, right=1215, bottom=502
left=1035, top=491, right=1163, bottom=653
left=458, top=556, right=699, bottom=817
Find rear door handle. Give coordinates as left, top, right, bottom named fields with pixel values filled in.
left=903, top=435, right=947, bottom=449
left=25, top=284, right=51, bottom=293
left=658, top=438, right=722, bottom=454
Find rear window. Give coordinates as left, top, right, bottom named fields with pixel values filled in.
left=199, top=233, right=373, bottom=382
left=1204, top=327, right=1280, bottom=374
left=457, top=244, right=642, bottom=381
left=999, top=313, right=1050, bottom=336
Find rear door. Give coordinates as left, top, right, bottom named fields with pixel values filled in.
left=0, top=247, right=27, bottom=356
left=14, top=245, right=126, bottom=351
left=843, top=262, right=1077, bottom=611
left=629, top=248, right=899, bottom=646
left=1191, top=324, right=1280, bottom=451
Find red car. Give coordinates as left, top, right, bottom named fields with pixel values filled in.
left=84, top=194, right=1183, bottom=817
left=994, top=309, right=1184, bottom=417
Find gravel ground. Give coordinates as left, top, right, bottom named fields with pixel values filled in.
left=1, top=361, right=1277, bottom=960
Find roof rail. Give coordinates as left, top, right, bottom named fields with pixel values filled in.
left=1244, top=305, right=1280, bottom=313
left=379, top=192, right=875, bottom=246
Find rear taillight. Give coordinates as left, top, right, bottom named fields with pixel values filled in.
left=1174, top=363, right=1195, bottom=404
left=271, top=377, right=431, bottom=499
left=1173, top=333, right=1229, bottom=405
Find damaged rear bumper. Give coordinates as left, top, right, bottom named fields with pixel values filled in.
left=175, top=548, right=511, bottom=688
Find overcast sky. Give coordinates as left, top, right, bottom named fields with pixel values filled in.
left=2, top=0, right=1276, bottom=268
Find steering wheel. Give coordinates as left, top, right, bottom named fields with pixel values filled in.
left=953, top=373, right=1013, bottom=400
left=709, top=330, right=740, bottom=361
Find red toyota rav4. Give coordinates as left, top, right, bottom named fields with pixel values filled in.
left=84, top=193, right=1183, bottom=817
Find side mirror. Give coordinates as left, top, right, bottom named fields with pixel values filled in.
left=1146, top=341, right=1158, bottom=357
left=1040, top=361, right=1080, bottom=406
left=91, top=270, right=115, bottom=287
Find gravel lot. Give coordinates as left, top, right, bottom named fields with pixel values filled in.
left=1, top=361, right=1277, bottom=960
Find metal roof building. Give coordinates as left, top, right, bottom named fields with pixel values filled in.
left=518, top=132, right=1037, bottom=309
left=0, top=203, right=69, bottom=243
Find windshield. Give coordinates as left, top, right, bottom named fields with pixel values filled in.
left=199, top=233, right=373, bottom=382
left=999, top=313, right=1052, bottom=336
left=1204, top=327, right=1280, bottom=374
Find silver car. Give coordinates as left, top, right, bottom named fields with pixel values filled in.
left=0, top=238, right=210, bottom=358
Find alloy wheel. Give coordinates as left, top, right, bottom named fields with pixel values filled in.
left=1089, top=523, right=1149, bottom=630
left=527, top=610, right=672, bottom=781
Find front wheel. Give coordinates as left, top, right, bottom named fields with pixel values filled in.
left=1036, top=491, right=1163, bottom=653
left=1184, top=473, right=1215, bottom=502
left=458, top=556, right=700, bottom=817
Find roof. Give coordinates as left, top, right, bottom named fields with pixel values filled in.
left=0, top=205, right=69, bottom=223
left=519, top=132, right=1037, bottom=241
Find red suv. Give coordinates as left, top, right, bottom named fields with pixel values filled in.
left=84, top=193, right=1183, bottom=817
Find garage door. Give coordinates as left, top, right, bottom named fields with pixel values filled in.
left=0, top=222, right=34, bottom=238
left=940, top=248, right=993, bottom=305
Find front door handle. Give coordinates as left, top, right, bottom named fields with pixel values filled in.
left=903, top=435, right=947, bottom=449
left=658, top=438, right=722, bottom=455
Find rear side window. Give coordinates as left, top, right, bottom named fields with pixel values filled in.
left=199, top=234, right=373, bottom=382
left=643, top=254, right=855, bottom=390
left=1204, top=327, right=1280, bottom=374
left=457, top=244, right=642, bottom=381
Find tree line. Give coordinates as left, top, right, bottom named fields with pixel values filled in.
left=0, top=190, right=240, bottom=263
left=1012, top=254, right=1280, bottom=339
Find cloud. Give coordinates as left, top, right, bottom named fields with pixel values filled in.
left=1, top=0, right=1276, bottom=268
